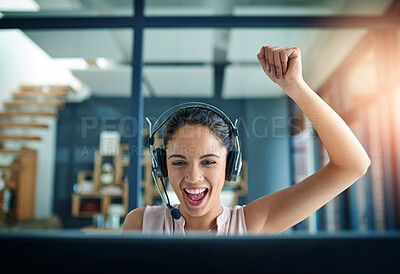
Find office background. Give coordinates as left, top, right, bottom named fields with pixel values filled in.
left=0, top=0, right=399, bottom=234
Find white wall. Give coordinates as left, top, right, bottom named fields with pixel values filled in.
left=0, top=30, right=78, bottom=218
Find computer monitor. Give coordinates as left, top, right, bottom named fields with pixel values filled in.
left=0, top=231, right=399, bottom=273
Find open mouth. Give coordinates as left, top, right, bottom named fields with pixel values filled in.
left=183, top=188, right=209, bottom=206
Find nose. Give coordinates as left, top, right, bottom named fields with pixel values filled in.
left=184, top=164, right=203, bottom=183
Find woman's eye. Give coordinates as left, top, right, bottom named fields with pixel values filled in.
left=172, top=161, right=186, bottom=166
left=202, top=160, right=216, bottom=166
left=172, top=160, right=216, bottom=166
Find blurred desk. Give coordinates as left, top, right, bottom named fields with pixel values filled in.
left=80, top=225, right=122, bottom=234
left=1, top=231, right=400, bottom=273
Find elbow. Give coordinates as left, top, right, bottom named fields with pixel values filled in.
left=330, top=155, right=371, bottom=176
left=357, top=156, right=371, bottom=176
left=364, top=158, right=372, bottom=174
left=349, top=150, right=372, bottom=176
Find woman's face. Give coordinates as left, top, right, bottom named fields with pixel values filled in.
left=166, top=124, right=227, bottom=217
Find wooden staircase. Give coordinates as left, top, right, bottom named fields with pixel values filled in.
left=0, top=84, right=74, bottom=145
left=0, top=85, right=75, bottom=224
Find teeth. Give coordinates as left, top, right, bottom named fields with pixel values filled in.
left=185, top=188, right=206, bottom=194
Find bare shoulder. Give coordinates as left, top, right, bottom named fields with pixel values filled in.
left=122, top=207, right=146, bottom=231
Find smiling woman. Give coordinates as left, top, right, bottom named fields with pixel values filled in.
left=123, top=102, right=246, bottom=235
left=166, top=124, right=232, bottom=231
left=123, top=45, right=371, bottom=236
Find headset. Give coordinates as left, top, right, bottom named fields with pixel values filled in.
left=145, top=102, right=242, bottom=235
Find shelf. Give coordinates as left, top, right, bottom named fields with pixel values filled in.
left=4, top=100, right=64, bottom=108
left=72, top=194, right=101, bottom=218
left=73, top=193, right=101, bottom=198
left=74, top=193, right=125, bottom=198
left=71, top=145, right=129, bottom=218
left=13, top=91, right=67, bottom=98
left=99, top=182, right=125, bottom=186
left=0, top=122, right=49, bottom=129
left=0, top=111, right=58, bottom=118
left=0, top=135, right=42, bottom=141
left=20, top=84, right=75, bottom=92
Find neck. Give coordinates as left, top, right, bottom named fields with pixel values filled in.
left=180, top=204, right=223, bottom=231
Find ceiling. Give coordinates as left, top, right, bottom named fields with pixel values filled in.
left=1, top=0, right=394, bottom=99
left=1, top=0, right=391, bottom=16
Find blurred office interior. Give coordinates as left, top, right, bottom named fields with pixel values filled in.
left=0, top=0, right=399, bottom=235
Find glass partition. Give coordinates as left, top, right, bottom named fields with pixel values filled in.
left=0, top=0, right=133, bottom=17
left=145, top=0, right=392, bottom=16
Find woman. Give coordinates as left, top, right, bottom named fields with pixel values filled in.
left=123, top=46, right=371, bottom=235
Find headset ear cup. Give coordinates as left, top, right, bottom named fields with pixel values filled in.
left=155, top=147, right=168, bottom=178
left=225, top=149, right=241, bottom=182
left=233, top=152, right=242, bottom=182
left=225, top=150, right=235, bottom=181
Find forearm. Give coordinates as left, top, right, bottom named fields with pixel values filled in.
left=284, top=80, right=371, bottom=173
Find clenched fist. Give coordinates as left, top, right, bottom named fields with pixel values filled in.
left=257, top=46, right=304, bottom=92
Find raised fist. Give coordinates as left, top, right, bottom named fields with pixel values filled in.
left=257, top=46, right=303, bottom=90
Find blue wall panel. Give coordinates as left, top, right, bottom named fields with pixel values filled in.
left=243, top=98, right=291, bottom=203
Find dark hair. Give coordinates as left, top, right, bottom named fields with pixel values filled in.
left=162, top=107, right=234, bottom=152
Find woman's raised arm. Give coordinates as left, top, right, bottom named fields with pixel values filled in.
left=244, top=46, right=371, bottom=234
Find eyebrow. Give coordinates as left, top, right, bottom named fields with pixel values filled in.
left=168, top=153, right=220, bottom=160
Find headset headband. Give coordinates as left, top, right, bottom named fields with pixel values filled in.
left=149, top=102, right=239, bottom=140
